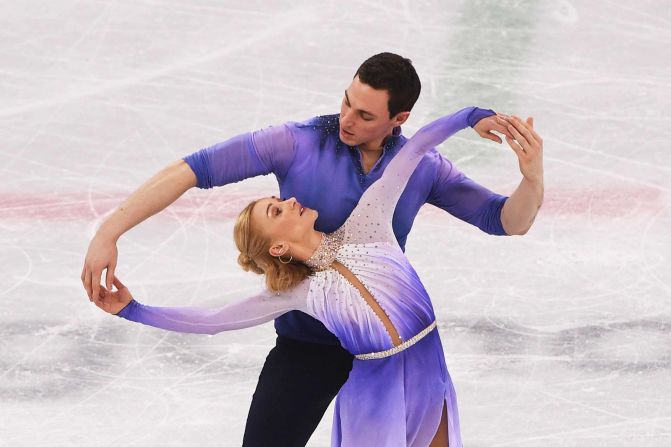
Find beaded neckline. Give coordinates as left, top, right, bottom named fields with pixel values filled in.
left=304, top=225, right=346, bottom=271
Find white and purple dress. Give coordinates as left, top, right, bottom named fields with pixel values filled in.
left=117, top=108, right=479, bottom=446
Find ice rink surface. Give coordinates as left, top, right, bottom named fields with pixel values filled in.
left=1, top=0, right=670, bottom=445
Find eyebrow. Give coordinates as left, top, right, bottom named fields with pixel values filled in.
left=345, top=90, right=376, bottom=118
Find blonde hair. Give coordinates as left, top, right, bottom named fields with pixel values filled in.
left=233, top=199, right=313, bottom=292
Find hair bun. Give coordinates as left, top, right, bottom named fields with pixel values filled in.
left=238, top=253, right=264, bottom=275
left=239, top=253, right=253, bottom=266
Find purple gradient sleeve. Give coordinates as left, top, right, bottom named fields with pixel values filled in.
left=114, top=287, right=308, bottom=335
left=428, top=157, right=508, bottom=235
left=182, top=124, right=296, bottom=189
left=345, top=107, right=477, bottom=245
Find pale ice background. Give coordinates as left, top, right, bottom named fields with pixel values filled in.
left=1, top=0, right=670, bottom=446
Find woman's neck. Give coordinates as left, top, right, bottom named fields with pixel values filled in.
left=290, top=230, right=324, bottom=263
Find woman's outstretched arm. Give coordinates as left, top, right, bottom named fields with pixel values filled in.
left=97, top=277, right=310, bottom=335
left=345, top=107, right=482, bottom=246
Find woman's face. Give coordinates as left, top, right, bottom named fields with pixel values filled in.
left=251, top=196, right=318, bottom=247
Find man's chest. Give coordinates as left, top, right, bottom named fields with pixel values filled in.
left=278, top=146, right=435, bottom=238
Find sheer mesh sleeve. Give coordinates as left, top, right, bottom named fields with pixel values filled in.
left=344, top=107, right=476, bottom=246
left=182, top=123, right=296, bottom=189
left=114, top=279, right=311, bottom=335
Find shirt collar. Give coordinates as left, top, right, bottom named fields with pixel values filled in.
left=380, top=125, right=403, bottom=154
left=344, top=125, right=404, bottom=154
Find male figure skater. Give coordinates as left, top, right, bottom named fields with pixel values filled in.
left=82, top=52, right=544, bottom=446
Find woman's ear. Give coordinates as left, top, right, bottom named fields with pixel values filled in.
left=268, top=241, right=289, bottom=258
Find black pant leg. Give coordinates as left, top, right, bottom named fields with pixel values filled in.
left=241, top=335, right=354, bottom=447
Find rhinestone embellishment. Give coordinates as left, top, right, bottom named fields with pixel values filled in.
left=304, top=225, right=346, bottom=271
left=354, top=321, right=437, bottom=360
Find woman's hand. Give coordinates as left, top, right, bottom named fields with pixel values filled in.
left=94, top=277, right=133, bottom=315
left=473, top=113, right=515, bottom=144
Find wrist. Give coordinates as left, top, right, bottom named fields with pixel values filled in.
left=522, top=173, right=544, bottom=189
left=114, top=299, right=136, bottom=317
left=96, top=216, right=124, bottom=242
left=467, top=107, right=496, bottom=128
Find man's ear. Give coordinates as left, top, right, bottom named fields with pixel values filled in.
left=268, top=242, right=289, bottom=258
left=393, top=111, right=410, bottom=127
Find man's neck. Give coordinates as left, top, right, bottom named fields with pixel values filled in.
left=357, top=134, right=390, bottom=174
left=359, top=149, right=381, bottom=174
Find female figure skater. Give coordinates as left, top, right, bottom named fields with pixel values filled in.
left=95, top=109, right=540, bottom=446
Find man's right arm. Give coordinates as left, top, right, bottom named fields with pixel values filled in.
left=82, top=159, right=197, bottom=302
left=82, top=123, right=298, bottom=303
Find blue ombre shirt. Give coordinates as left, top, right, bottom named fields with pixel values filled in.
left=183, top=107, right=508, bottom=345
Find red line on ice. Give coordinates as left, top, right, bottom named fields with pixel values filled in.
left=0, top=186, right=663, bottom=221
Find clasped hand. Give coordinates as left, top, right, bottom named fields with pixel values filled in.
left=474, top=114, right=544, bottom=184
left=92, top=277, right=133, bottom=315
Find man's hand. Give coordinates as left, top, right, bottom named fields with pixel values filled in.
left=81, top=233, right=118, bottom=304
left=498, top=115, right=543, bottom=184
left=498, top=114, right=544, bottom=235
left=473, top=113, right=515, bottom=144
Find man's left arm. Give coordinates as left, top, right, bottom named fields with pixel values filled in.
left=426, top=113, right=543, bottom=236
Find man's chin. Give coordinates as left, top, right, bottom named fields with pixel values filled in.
left=339, top=129, right=357, bottom=144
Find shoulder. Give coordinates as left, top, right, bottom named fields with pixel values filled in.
left=253, top=114, right=337, bottom=141
left=291, top=114, right=341, bottom=147
left=294, top=113, right=340, bottom=131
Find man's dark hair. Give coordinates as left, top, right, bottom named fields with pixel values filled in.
left=354, top=52, right=421, bottom=118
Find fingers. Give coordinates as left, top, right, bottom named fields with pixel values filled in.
left=94, top=286, right=105, bottom=311
left=113, top=276, right=125, bottom=290
left=483, top=132, right=503, bottom=144
left=505, top=135, right=525, bottom=158
left=505, top=119, right=531, bottom=150
left=507, top=125, right=527, bottom=150
left=84, top=269, right=94, bottom=301
left=105, top=262, right=116, bottom=292
left=501, top=114, right=543, bottom=146
left=527, top=116, right=534, bottom=128
left=502, top=115, right=541, bottom=153
left=513, top=115, right=538, bottom=145
left=525, top=116, right=543, bottom=147
left=494, top=116, right=515, bottom=139
left=81, top=266, right=91, bottom=301
left=475, top=114, right=515, bottom=144
left=91, top=272, right=101, bottom=303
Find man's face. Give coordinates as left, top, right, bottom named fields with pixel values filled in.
left=339, top=75, right=405, bottom=149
